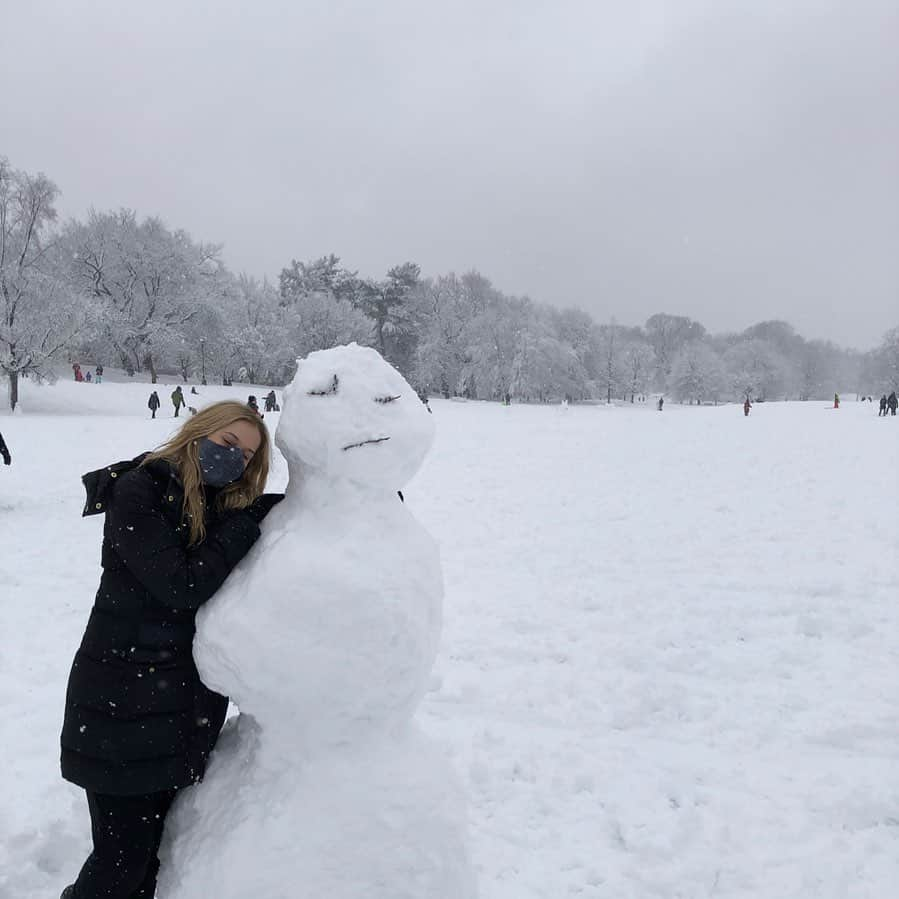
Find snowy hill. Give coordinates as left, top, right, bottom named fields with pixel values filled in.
left=1, top=378, right=898, bottom=898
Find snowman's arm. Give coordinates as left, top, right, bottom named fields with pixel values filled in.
left=107, top=469, right=261, bottom=612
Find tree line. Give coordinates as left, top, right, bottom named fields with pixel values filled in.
left=2, top=155, right=897, bottom=411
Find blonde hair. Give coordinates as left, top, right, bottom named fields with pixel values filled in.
left=143, top=400, right=271, bottom=545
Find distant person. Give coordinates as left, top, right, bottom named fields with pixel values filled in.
left=172, top=385, right=185, bottom=418
left=95, top=365, right=104, bottom=384
left=191, top=386, right=199, bottom=395
left=85, top=371, right=92, bottom=383
left=264, top=390, right=277, bottom=413
left=148, top=390, right=161, bottom=419
left=744, top=398, right=752, bottom=416
left=879, top=395, right=887, bottom=416
left=247, top=395, right=262, bottom=417
left=73, top=363, right=83, bottom=382
left=888, top=391, right=898, bottom=416
left=0, top=429, right=10, bottom=466
left=657, top=396, right=664, bottom=411
left=833, top=393, right=840, bottom=409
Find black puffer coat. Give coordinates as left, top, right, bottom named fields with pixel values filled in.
left=61, top=456, right=261, bottom=796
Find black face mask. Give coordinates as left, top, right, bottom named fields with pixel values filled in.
left=198, top=437, right=246, bottom=487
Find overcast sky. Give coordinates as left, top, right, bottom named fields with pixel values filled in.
left=2, top=0, right=897, bottom=349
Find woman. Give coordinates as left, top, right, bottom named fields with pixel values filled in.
left=60, top=401, right=284, bottom=899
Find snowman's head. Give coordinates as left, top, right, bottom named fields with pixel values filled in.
left=276, top=344, right=435, bottom=489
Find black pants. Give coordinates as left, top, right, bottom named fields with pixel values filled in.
left=72, top=789, right=177, bottom=899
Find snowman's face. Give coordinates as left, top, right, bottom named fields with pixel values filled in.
left=276, top=344, right=434, bottom=489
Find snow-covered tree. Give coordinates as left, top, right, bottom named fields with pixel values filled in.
left=645, top=313, right=706, bottom=386
left=351, top=262, right=421, bottom=373
left=463, top=291, right=518, bottom=402
left=741, top=320, right=802, bottom=355
left=553, top=307, right=594, bottom=369
left=0, top=158, right=88, bottom=410
left=508, top=302, right=588, bottom=402
left=724, top=338, right=789, bottom=401
left=65, top=210, right=224, bottom=382
left=189, top=297, right=244, bottom=386
left=620, top=339, right=656, bottom=402
left=877, top=327, right=899, bottom=390
left=413, top=273, right=473, bottom=397
left=668, top=342, right=727, bottom=404
left=212, top=275, right=295, bottom=384
left=279, top=254, right=361, bottom=305
left=457, top=293, right=591, bottom=403
left=287, top=289, right=373, bottom=363
left=795, top=340, right=841, bottom=400
left=739, top=321, right=805, bottom=397
left=594, top=322, right=625, bottom=403
left=413, top=271, right=499, bottom=396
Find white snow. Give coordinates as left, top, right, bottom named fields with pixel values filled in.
left=1, top=375, right=898, bottom=898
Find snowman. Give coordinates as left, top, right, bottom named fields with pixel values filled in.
left=157, top=344, right=476, bottom=899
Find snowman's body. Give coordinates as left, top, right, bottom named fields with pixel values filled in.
left=158, top=345, right=475, bottom=899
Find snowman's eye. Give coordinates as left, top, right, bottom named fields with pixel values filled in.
left=308, top=374, right=339, bottom=396
left=375, top=394, right=401, bottom=404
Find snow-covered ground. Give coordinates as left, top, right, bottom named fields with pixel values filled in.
left=1, top=375, right=898, bottom=898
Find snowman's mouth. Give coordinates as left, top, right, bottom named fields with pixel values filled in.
left=342, top=436, right=391, bottom=451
